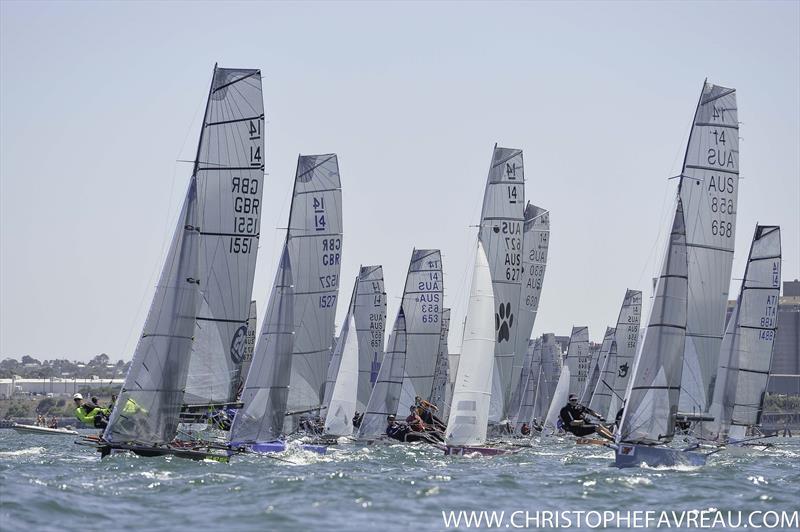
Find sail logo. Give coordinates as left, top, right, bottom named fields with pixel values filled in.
left=230, top=325, right=248, bottom=365
left=495, top=302, right=514, bottom=343
left=618, top=363, right=629, bottom=378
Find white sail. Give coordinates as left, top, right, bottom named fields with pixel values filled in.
left=510, top=204, right=550, bottom=408
left=397, top=250, right=443, bottom=415
left=229, top=246, right=294, bottom=443
left=564, top=326, right=590, bottom=396
left=544, top=365, right=571, bottom=432
left=235, top=301, right=258, bottom=396
left=618, top=199, right=688, bottom=444
left=285, top=154, right=344, bottom=430
left=534, top=333, right=562, bottom=423
left=322, top=282, right=357, bottom=412
left=324, top=314, right=360, bottom=436
left=183, top=67, right=265, bottom=406
left=582, top=327, right=615, bottom=406
left=606, top=290, right=643, bottom=419
left=430, top=308, right=452, bottom=411
left=708, top=225, right=781, bottom=438
left=357, top=308, right=407, bottom=438
left=678, top=82, right=740, bottom=414
left=479, top=146, right=526, bottom=421
left=355, top=266, right=387, bottom=412
left=446, top=242, right=495, bottom=447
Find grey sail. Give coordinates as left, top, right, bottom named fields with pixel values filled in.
left=708, top=225, right=781, bottom=439
left=322, top=281, right=357, bottom=412
left=582, top=327, right=614, bottom=406
left=184, top=67, right=265, bottom=406
left=104, top=181, right=201, bottom=444
left=285, top=154, right=343, bottom=429
left=535, top=333, right=562, bottom=423
left=605, top=290, right=643, bottom=419
left=355, top=265, right=387, bottom=413
left=358, top=307, right=407, bottom=438
left=509, top=204, right=550, bottom=410
left=564, top=326, right=590, bottom=396
left=229, top=246, right=294, bottom=443
left=678, top=82, right=740, bottom=414
left=429, top=308, right=452, bottom=411
left=512, top=338, right=541, bottom=429
left=397, top=249, right=443, bottom=415
left=479, top=146, right=525, bottom=421
left=618, top=199, right=688, bottom=444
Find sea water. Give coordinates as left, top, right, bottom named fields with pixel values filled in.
left=0, top=431, right=798, bottom=531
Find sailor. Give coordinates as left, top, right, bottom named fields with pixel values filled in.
left=73, top=393, right=109, bottom=429
left=414, top=396, right=446, bottom=430
left=406, top=406, right=426, bottom=433
left=559, top=394, right=597, bottom=437
left=385, top=415, right=409, bottom=441
left=352, top=411, right=364, bottom=429
left=520, top=423, right=531, bottom=436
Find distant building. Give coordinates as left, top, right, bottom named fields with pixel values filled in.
left=0, top=377, right=124, bottom=399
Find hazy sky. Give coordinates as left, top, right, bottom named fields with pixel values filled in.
left=1, top=1, right=798, bottom=362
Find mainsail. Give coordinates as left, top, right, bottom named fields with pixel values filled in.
left=564, top=326, right=590, bottom=396
left=479, top=146, right=525, bottom=421
left=534, top=333, right=562, bottom=423
left=285, top=154, right=343, bottom=429
left=430, top=308, right=452, bottom=411
left=397, top=250, right=443, bottom=415
left=355, top=266, right=387, bottom=412
left=509, top=204, right=550, bottom=409
left=512, top=338, right=541, bottom=430
left=606, top=290, right=643, bottom=419
left=708, top=225, right=781, bottom=439
left=106, top=66, right=264, bottom=444
left=678, top=81, right=740, bottom=414
left=618, top=199, right=688, bottom=444
left=235, top=301, right=258, bottom=397
left=183, top=68, right=265, bottom=406
left=445, top=242, right=495, bottom=447
left=229, top=246, right=294, bottom=444
left=358, top=308, right=407, bottom=438
left=322, top=282, right=357, bottom=413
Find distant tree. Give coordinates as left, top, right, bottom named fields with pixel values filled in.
left=6, top=402, right=30, bottom=418
left=21, top=355, right=41, bottom=366
left=36, top=397, right=56, bottom=414
left=90, top=353, right=110, bottom=366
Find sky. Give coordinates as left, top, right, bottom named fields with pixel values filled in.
left=1, top=1, right=798, bottom=362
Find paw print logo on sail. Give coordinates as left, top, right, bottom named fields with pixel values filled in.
left=618, top=363, right=629, bottom=378
left=495, top=302, right=514, bottom=343
left=230, top=325, right=248, bottom=365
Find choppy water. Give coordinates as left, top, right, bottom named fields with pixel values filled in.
left=0, top=430, right=798, bottom=531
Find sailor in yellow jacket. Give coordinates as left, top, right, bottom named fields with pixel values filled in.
left=73, top=393, right=109, bottom=429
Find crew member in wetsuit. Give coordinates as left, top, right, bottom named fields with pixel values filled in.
left=385, top=415, right=410, bottom=441
left=559, top=394, right=597, bottom=437
left=73, top=393, right=109, bottom=429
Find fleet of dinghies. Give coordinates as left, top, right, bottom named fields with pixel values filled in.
left=78, top=67, right=784, bottom=469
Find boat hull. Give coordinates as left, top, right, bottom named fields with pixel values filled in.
left=444, top=445, right=520, bottom=457
left=12, top=423, right=78, bottom=436
left=231, top=441, right=327, bottom=455
left=614, top=443, right=706, bottom=468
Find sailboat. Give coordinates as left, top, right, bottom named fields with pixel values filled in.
left=358, top=249, right=442, bottom=441
left=706, top=225, right=781, bottom=445
left=228, top=153, right=342, bottom=454
left=445, top=242, right=512, bottom=456
left=510, top=338, right=541, bottom=433
left=94, top=65, right=265, bottom=460
left=581, top=327, right=614, bottom=407
left=678, top=82, right=741, bottom=417
left=614, top=199, right=711, bottom=467
left=533, top=333, right=562, bottom=427
left=564, top=326, right=590, bottom=398
left=430, top=308, right=452, bottom=413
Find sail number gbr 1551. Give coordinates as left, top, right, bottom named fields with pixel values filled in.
left=229, top=175, right=260, bottom=254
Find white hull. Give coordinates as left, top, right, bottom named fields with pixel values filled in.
left=11, top=423, right=78, bottom=436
